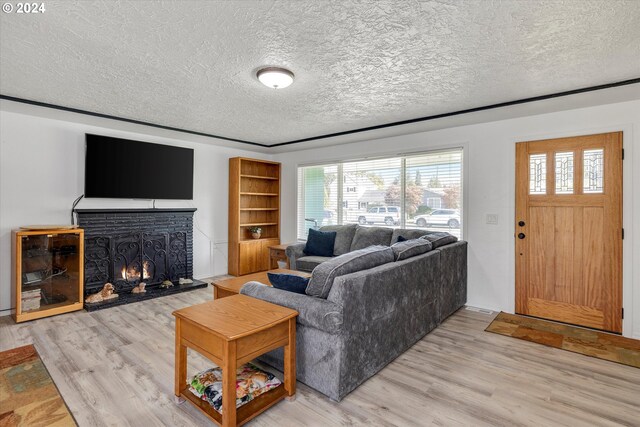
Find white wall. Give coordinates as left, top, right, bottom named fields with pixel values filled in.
left=2, top=97, right=639, bottom=338
left=274, top=99, right=640, bottom=339
left=0, top=107, right=271, bottom=314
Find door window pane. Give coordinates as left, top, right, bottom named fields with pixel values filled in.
left=529, top=154, right=546, bottom=195
left=555, top=152, right=574, bottom=194
left=583, top=149, right=604, bottom=193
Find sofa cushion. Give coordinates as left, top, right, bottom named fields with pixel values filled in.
left=391, top=239, right=433, bottom=261
left=296, top=256, right=333, bottom=272
left=267, top=272, right=309, bottom=294
left=304, top=228, right=337, bottom=257
left=320, top=224, right=357, bottom=256
left=350, top=226, right=394, bottom=251
left=306, top=245, right=394, bottom=298
left=391, top=228, right=431, bottom=244
left=421, top=232, right=458, bottom=248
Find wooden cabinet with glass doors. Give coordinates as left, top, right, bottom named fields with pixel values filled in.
left=13, top=228, right=84, bottom=322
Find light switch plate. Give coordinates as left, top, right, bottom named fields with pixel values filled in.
left=486, top=214, right=499, bottom=225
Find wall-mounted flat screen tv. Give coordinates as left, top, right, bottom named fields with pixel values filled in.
left=84, top=134, right=194, bottom=199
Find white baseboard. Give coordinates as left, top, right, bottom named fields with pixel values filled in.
left=0, top=307, right=15, bottom=316
left=464, top=305, right=495, bottom=315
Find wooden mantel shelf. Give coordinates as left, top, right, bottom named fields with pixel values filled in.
left=74, top=208, right=197, bottom=214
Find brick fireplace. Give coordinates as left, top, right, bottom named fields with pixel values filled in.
left=75, top=208, right=207, bottom=310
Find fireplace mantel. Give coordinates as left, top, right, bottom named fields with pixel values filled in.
left=75, top=208, right=197, bottom=214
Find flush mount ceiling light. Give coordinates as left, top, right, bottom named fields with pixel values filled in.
left=257, top=67, right=294, bottom=89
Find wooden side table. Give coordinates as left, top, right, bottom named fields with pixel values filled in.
left=173, top=295, right=298, bottom=426
left=268, top=244, right=292, bottom=269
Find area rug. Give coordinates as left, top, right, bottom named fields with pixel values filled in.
left=485, top=312, right=640, bottom=369
left=0, top=345, right=76, bottom=427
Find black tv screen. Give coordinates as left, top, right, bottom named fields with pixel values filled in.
left=84, top=134, right=194, bottom=199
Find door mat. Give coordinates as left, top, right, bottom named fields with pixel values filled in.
left=0, top=344, right=76, bottom=426
left=485, top=312, right=640, bottom=369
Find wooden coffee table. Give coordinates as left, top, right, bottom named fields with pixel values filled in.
left=173, top=295, right=298, bottom=426
left=213, top=269, right=311, bottom=299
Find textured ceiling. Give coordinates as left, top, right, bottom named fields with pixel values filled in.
left=1, top=0, right=639, bottom=146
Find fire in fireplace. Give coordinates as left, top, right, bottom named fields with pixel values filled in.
left=120, top=260, right=152, bottom=282
left=111, top=232, right=171, bottom=290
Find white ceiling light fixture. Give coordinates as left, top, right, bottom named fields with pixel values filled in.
left=257, top=67, right=294, bottom=89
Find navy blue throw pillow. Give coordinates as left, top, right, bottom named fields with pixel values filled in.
left=304, top=228, right=336, bottom=257
left=267, top=273, right=309, bottom=294
left=396, top=235, right=407, bottom=242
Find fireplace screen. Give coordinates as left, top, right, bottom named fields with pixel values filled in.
left=85, top=231, right=187, bottom=293
left=113, top=233, right=162, bottom=288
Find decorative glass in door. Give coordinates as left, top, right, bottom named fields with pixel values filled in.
left=529, top=154, right=546, bottom=195
left=583, top=149, right=604, bottom=193
left=554, top=152, right=574, bottom=194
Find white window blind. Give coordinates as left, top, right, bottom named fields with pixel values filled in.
left=297, top=148, right=463, bottom=240
left=342, top=157, right=401, bottom=226
left=404, top=150, right=462, bottom=235
left=297, top=164, right=338, bottom=238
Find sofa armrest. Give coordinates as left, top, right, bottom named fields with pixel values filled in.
left=240, top=281, right=343, bottom=334
left=285, top=242, right=307, bottom=271
left=436, top=241, right=468, bottom=320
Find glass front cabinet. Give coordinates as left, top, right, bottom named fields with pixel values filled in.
left=13, top=228, right=84, bottom=322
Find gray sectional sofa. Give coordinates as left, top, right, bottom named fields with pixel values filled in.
left=285, top=224, right=444, bottom=272
left=240, top=225, right=467, bottom=401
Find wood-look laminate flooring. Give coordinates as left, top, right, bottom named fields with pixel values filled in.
left=1, top=283, right=639, bottom=427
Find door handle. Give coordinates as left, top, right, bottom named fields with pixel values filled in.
left=518, top=233, right=526, bottom=239
left=518, top=221, right=525, bottom=227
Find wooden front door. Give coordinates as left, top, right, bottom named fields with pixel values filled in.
left=515, top=132, right=623, bottom=333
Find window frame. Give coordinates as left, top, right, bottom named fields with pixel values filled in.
left=296, top=147, right=466, bottom=240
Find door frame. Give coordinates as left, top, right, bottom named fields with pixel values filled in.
left=507, top=124, right=634, bottom=337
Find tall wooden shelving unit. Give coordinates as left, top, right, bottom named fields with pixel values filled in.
left=228, top=157, right=281, bottom=276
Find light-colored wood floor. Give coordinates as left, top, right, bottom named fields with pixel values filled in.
left=1, top=284, right=639, bottom=427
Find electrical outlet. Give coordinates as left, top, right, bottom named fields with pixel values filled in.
left=486, top=214, right=499, bottom=225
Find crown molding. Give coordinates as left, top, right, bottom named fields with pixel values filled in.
left=2, top=77, right=639, bottom=150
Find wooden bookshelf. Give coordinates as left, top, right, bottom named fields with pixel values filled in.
left=240, top=174, right=279, bottom=180
left=229, top=158, right=281, bottom=276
